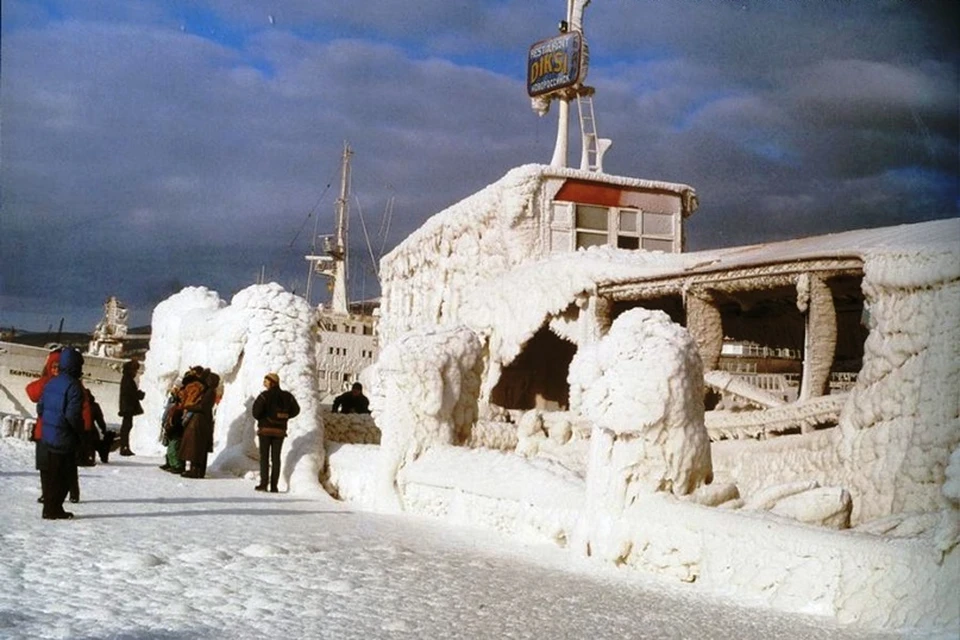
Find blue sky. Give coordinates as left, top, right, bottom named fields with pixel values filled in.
left=1, top=0, right=957, bottom=332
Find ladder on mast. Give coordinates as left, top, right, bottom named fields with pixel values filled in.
left=577, top=93, right=599, bottom=171
left=576, top=93, right=611, bottom=173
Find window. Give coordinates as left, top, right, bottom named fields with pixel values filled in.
left=641, top=237, right=674, bottom=252
left=642, top=211, right=673, bottom=236
left=573, top=205, right=676, bottom=253
left=616, top=210, right=640, bottom=249
left=575, top=205, right=608, bottom=249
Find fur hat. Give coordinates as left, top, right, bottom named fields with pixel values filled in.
left=264, top=372, right=280, bottom=385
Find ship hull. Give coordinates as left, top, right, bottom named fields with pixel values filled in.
left=0, top=341, right=125, bottom=425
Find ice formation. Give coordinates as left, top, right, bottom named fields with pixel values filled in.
left=352, top=165, right=958, bottom=633
left=569, top=308, right=712, bottom=497
left=133, top=161, right=957, bottom=634
left=370, top=326, right=483, bottom=509
left=137, top=283, right=325, bottom=494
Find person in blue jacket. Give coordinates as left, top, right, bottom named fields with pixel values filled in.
left=37, top=346, right=85, bottom=520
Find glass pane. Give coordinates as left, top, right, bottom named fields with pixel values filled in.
left=642, top=211, right=673, bottom=236
left=641, top=237, right=675, bottom=252
left=617, top=236, right=639, bottom=249
left=619, top=210, right=638, bottom=232
left=576, top=205, right=608, bottom=230
left=576, top=232, right=608, bottom=249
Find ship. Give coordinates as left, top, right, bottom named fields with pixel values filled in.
left=0, top=297, right=131, bottom=424
left=305, top=143, right=380, bottom=401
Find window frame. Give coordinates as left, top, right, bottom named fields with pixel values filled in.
left=573, top=204, right=677, bottom=252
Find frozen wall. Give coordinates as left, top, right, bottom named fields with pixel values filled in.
left=138, top=284, right=325, bottom=494
left=378, top=165, right=546, bottom=345
left=370, top=326, right=483, bottom=510
left=711, top=247, right=960, bottom=526
left=378, top=163, right=695, bottom=346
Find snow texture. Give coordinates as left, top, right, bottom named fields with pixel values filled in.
left=569, top=308, right=712, bottom=498
left=370, top=163, right=959, bottom=634
left=52, top=159, right=956, bottom=634
left=370, top=326, right=483, bottom=510
left=1, top=438, right=895, bottom=640
left=137, top=283, right=325, bottom=494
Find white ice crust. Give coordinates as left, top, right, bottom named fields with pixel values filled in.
left=136, top=283, right=326, bottom=495
left=131, top=161, right=958, bottom=634
left=364, top=165, right=959, bottom=634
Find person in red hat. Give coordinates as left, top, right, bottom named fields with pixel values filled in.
left=26, top=348, right=62, bottom=505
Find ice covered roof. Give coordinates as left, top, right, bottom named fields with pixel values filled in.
left=600, top=217, right=960, bottom=291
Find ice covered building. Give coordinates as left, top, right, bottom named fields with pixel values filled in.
left=378, top=164, right=696, bottom=342
left=344, top=162, right=959, bottom=633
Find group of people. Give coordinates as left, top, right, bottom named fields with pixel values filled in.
left=159, top=366, right=221, bottom=478
left=159, top=369, right=300, bottom=492
left=30, top=344, right=369, bottom=518
left=28, top=347, right=143, bottom=520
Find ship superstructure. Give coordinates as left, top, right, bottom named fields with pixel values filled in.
left=305, top=143, right=379, bottom=399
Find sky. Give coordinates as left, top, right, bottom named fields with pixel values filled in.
left=0, top=437, right=896, bottom=639
left=1, top=0, right=957, bottom=332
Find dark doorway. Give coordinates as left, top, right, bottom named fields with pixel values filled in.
left=490, top=327, right=577, bottom=410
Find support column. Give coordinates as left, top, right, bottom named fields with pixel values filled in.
left=685, top=287, right=723, bottom=371
left=578, top=294, right=613, bottom=345
left=797, top=274, right=838, bottom=405
left=550, top=100, right=570, bottom=168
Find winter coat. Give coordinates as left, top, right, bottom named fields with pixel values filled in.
left=332, top=390, right=370, bottom=414
left=37, top=347, right=85, bottom=454
left=252, top=386, right=300, bottom=438
left=26, top=350, right=62, bottom=442
left=119, top=370, right=144, bottom=418
left=179, top=371, right=219, bottom=460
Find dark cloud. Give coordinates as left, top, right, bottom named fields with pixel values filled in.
left=1, top=0, right=957, bottom=331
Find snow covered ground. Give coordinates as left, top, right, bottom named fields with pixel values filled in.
left=0, top=438, right=904, bottom=640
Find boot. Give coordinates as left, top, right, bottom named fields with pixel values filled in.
left=119, top=423, right=133, bottom=456
left=99, top=433, right=115, bottom=462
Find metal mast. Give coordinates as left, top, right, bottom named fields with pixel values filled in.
left=329, top=142, right=351, bottom=314
left=305, top=142, right=352, bottom=314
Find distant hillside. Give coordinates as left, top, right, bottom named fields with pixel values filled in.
left=1, top=331, right=92, bottom=351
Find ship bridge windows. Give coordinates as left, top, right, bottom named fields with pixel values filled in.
left=575, top=205, right=608, bottom=249
left=574, top=205, right=678, bottom=252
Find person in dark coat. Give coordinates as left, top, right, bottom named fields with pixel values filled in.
left=25, top=348, right=61, bottom=504
left=332, top=382, right=370, bottom=414
left=89, top=391, right=115, bottom=463
left=179, top=368, right=219, bottom=478
left=37, top=347, right=85, bottom=520
left=251, top=372, right=300, bottom=493
left=118, top=359, right=144, bottom=456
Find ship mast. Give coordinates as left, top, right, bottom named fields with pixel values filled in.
left=305, top=142, right=353, bottom=315
left=330, top=142, right=351, bottom=314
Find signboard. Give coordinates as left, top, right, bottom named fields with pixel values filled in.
left=527, top=31, right=583, bottom=97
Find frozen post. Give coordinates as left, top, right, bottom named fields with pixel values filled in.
left=568, top=309, right=713, bottom=562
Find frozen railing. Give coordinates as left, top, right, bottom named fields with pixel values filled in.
left=705, top=394, right=847, bottom=441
